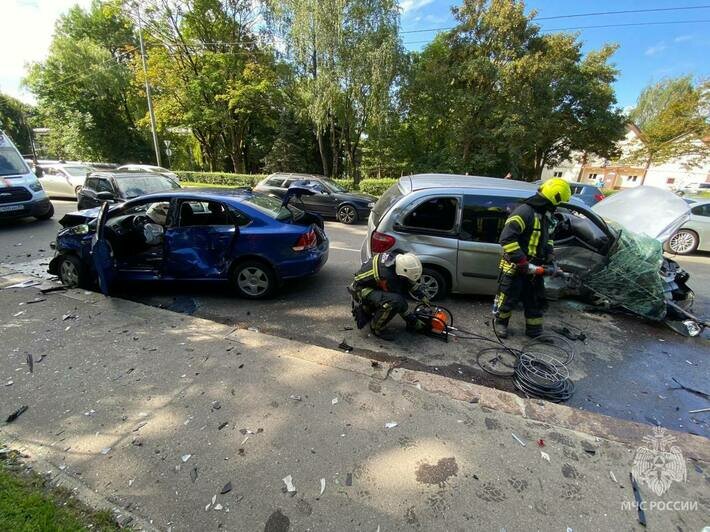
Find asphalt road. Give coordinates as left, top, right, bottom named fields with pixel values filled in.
left=2, top=199, right=709, bottom=438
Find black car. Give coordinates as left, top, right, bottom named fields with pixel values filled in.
left=254, top=173, right=376, bottom=224
left=77, top=171, right=181, bottom=210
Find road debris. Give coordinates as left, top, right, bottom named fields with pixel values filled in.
left=218, top=421, right=228, bottom=430
left=6, top=405, right=28, bottom=423
left=40, top=286, right=67, bottom=294
left=338, top=339, right=353, bottom=352
left=211, top=401, right=221, bottom=410
left=384, top=422, right=398, bottom=429
left=25, top=297, right=47, bottom=305
left=100, top=447, right=111, bottom=455
left=319, top=478, right=325, bottom=495
left=62, top=313, right=77, bottom=321
left=282, top=474, right=296, bottom=494
left=540, top=451, right=551, bottom=462
left=536, top=439, right=545, bottom=447
left=4, top=381, right=13, bottom=387
left=609, top=471, right=617, bottom=483
left=221, top=481, right=232, bottom=494
left=12, top=311, right=24, bottom=317
left=289, top=394, right=302, bottom=401
left=689, top=407, right=710, bottom=414
left=6, top=279, right=41, bottom=288
left=331, top=397, right=338, bottom=405
left=214, top=504, right=223, bottom=511
left=345, top=472, right=353, bottom=486
left=132, top=421, right=147, bottom=432
left=190, top=467, right=198, bottom=483
left=181, top=454, right=192, bottom=463
left=629, top=473, right=647, bottom=527
left=511, top=433, right=526, bottom=447
left=128, top=479, right=134, bottom=487
left=26, top=353, right=33, bottom=373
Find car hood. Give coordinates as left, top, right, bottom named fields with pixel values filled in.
left=337, top=192, right=377, bottom=203
left=58, top=206, right=102, bottom=228
left=592, top=186, right=690, bottom=241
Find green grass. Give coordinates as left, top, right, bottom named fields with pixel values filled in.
left=0, top=457, right=121, bottom=532
left=181, top=181, right=242, bottom=188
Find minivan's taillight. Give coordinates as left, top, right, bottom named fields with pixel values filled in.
left=371, top=231, right=396, bottom=253
left=594, top=193, right=604, bottom=202
left=293, top=229, right=317, bottom=251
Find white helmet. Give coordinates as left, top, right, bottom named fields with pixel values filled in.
left=395, top=252, right=422, bottom=282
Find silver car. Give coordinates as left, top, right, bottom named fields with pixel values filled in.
left=39, top=163, right=94, bottom=198
left=361, top=174, right=545, bottom=299
left=667, top=200, right=710, bottom=254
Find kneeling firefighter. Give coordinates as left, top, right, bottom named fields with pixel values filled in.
left=349, top=252, right=424, bottom=340
left=494, top=178, right=571, bottom=338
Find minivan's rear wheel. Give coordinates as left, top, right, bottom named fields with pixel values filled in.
left=232, top=261, right=276, bottom=299
left=58, top=255, right=85, bottom=288
left=337, top=205, right=358, bottom=224
left=668, top=229, right=698, bottom=255
left=417, top=268, right=448, bottom=301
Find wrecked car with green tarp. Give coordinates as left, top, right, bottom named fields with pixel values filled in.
left=550, top=186, right=705, bottom=336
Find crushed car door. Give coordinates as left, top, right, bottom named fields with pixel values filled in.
left=163, top=200, right=238, bottom=278
left=91, top=201, right=117, bottom=295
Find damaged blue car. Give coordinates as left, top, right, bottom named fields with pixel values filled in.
left=48, top=187, right=329, bottom=299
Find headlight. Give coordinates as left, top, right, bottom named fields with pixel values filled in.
left=367, top=202, right=375, bottom=209
left=69, top=224, right=90, bottom=235
left=29, top=179, right=43, bottom=192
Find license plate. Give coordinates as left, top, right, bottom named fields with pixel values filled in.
left=0, top=204, right=25, bottom=212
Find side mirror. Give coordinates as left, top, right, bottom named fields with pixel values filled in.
left=34, top=166, right=44, bottom=178
left=321, top=189, right=330, bottom=194
left=96, top=191, right=115, bottom=202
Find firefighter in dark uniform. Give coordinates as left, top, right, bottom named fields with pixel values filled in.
left=494, top=178, right=571, bottom=338
left=349, top=252, right=424, bottom=340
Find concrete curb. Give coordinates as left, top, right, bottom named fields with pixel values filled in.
left=0, top=436, right=157, bottom=531
left=3, top=268, right=708, bottom=466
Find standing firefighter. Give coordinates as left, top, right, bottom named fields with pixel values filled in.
left=494, top=178, right=571, bottom=338
left=349, top=252, right=424, bottom=340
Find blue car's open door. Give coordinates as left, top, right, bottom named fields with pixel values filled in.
left=90, top=202, right=116, bottom=295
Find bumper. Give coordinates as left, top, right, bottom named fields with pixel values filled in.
left=277, top=244, right=329, bottom=280
left=0, top=198, right=52, bottom=220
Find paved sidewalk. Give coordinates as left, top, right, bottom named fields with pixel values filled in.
left=0, top=272, right=708, bottom=531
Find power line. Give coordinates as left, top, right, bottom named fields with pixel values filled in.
left=400, top=4, right=710, bottom=34
left=402, top=19, right=710, bottom=44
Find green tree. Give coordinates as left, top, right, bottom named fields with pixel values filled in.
left=627, top=76, right=710, bottom=181
left=391, top=0, right=625, bottom=180
left=138, top=0, right=283, bottom=172
left=24, top=0, right=150, bottom=162
left=269, top=0, right=401, bottom=182
left=0, top=93, right=34, bottom=155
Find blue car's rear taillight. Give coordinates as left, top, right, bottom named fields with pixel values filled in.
left=292, top=229, right=317, bottom=251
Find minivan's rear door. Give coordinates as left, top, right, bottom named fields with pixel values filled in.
left=456, top=194, right=523, bottom=295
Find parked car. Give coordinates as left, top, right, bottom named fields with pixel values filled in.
left=49, top=188, right=328, bottom=299
left=569, top=183, right=605, bottom=206
left=254, top=173, right=376, bottom=224
left=677, top=182, right=710, bottom=195
left=77, top=171, right=181, bottom=210
left=39, top=163, right=94, bottom=198
left=361, top=175, right=691, bottom=304
left=0, top=130, right=54, bottom=221
left=117, top=164, right=179, bottom=181
left=666, top=200, right=710, bottom=254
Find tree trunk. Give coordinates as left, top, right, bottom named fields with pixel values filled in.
left=576, top=152, right=588, bottom=182
left=317, top=130, right=329, bottom=176
left=640, top=155, right=652, bottom=186
left=330, top=118, right=339, bottom=177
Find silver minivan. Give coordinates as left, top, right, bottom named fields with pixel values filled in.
left=361, top=174, right=540, bottom=299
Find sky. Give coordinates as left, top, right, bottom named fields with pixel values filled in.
left=1, top=0, right=709, bottom=108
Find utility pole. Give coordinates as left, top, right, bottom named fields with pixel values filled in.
left=136, top=3, right=161, bottom=166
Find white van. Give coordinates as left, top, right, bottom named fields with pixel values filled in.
left=0, top=131, right=53, bottom=221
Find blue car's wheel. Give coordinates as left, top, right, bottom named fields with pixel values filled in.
left=232, top=261, right=276, bottom=299
left=58, top=255, right=87, bottom=288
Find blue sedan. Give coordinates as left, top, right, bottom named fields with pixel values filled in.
left=48, top=188, right=329, bottom=299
